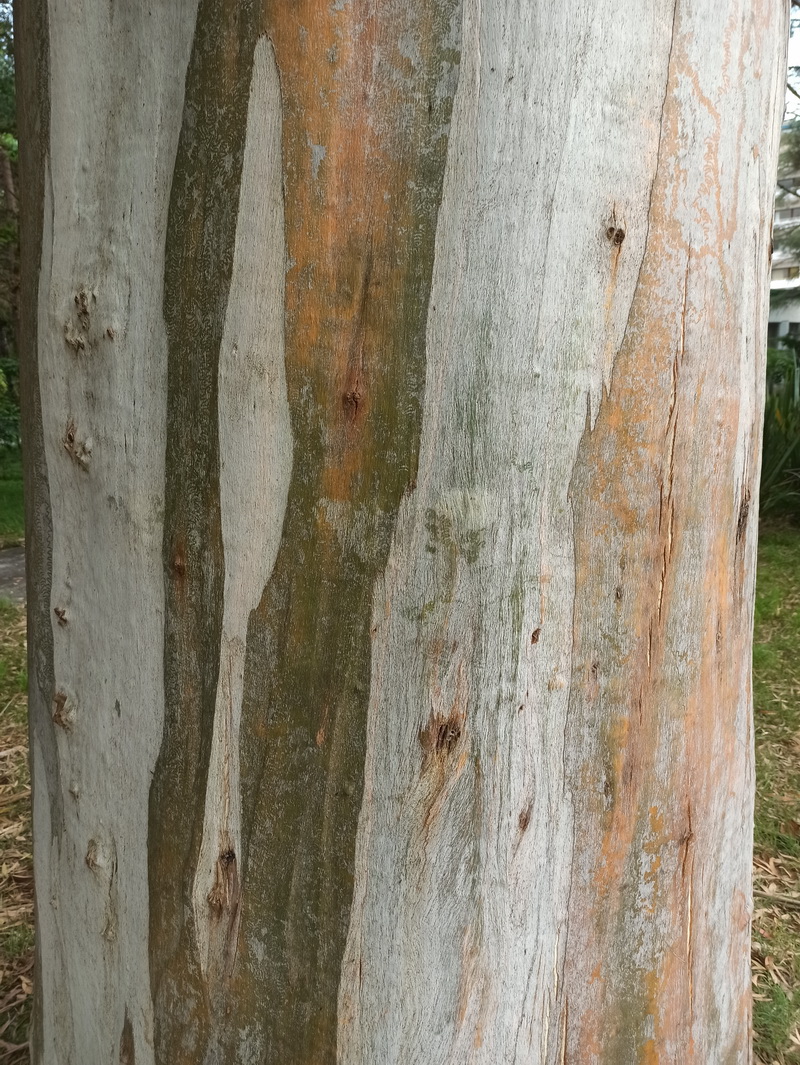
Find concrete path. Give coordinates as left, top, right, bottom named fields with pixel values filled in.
left=0, top=546, right=25, bottom=605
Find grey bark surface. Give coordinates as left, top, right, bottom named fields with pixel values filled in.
left=17, top=1, right=786, bottom=1062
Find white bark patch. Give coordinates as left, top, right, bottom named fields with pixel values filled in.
left=33, top=2, right=198, bottom=1062
left=192, top=37, right=292, bottom=981
left=337, top=1, right=683, bottom=1062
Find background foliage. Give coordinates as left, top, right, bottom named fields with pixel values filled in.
left=0, top=2, right=17, bottom=459
left=762, top=347, right=800, bottom=519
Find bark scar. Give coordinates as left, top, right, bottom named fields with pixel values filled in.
left=735, top=489, right=750, bottom=545
left=419, top=710, right=464, bottom=765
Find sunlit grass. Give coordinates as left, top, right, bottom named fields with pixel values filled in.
left=0, top=598, right=31, bottom=1063
left=752, top=527, right=800, bottom=1065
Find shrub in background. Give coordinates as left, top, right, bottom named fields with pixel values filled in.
left=761, top=345, right=800, bottom=518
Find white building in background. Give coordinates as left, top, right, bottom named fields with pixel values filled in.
left=769, top=194, right=800, bottom=404
left=770, top=14, right=800, bottom=345
left=769, top=198, right=800, bottom=346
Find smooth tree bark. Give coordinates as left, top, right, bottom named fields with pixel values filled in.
left=16, top=1, right=786, bottom=1062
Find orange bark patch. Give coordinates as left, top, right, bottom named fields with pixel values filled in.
left=561, top=5, right=762, bottom=1060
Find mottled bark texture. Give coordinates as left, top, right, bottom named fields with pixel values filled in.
left=149, top=2, right=460, bottom=1061
left=18, top=1, right=786, bottom=1063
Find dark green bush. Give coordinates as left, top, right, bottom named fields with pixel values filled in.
left=760, top=347, right=800, bottom=518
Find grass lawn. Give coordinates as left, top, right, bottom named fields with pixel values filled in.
left=0, top=527, right=796, bottom=1061
left=0, top=599, right=31, bottom=1064
left=752, top=526, right=800, bottom=1065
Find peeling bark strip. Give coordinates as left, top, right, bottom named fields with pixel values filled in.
left=562, top=4, right=781, bottom=1059
left=148, top=0, right=265, bottom=1054
left=149, top=1, right=460, bottom=1061
left=23, top=2, right=200, bottom=1062
left=339, top=1, right=784, bottom=1063
left=233, top=6, right=460, bottom=1062
left=192, top=34, right=290, bottom=994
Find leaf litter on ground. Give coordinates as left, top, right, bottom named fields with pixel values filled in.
left=0, top=600, right=31, bottom=1064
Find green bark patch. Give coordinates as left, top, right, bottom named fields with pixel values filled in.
left=150, top=1, right=462, bottom=1062
left=149, top=0, right=263, bottom=1057
left=225, top=5, right=462, bottom=1061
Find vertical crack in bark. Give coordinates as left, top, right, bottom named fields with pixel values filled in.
left=679, top=801, right=695, bottom=1033
left=560, top=997, right=569, bottom=1065
left=118, top=1010, right=135, bottom=1065
left=561, top=0, right=765, bottom=1056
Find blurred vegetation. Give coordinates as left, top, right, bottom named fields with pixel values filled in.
left=0, top=1, right=20, bottom=548
left=773, top=120, right=800, bottom=262
left=761, top=347, right=800, bottom=520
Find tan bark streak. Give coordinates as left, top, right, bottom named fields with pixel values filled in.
left=562, top=2, right=784, bottom=1060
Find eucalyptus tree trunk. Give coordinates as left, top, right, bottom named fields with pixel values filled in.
left=16, top=1, right=786, bottom=1062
